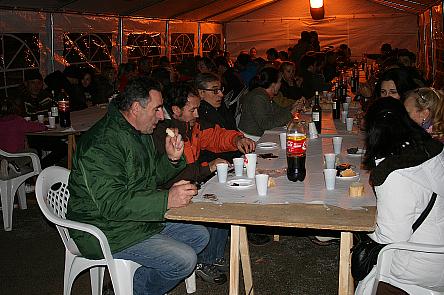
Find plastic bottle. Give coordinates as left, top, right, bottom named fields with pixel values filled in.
left=286, top=114, right=307, bottom=182
left=58, top=89, right=71, bottom=128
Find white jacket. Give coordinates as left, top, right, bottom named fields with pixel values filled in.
left=359, top=146, right=444, bottom=293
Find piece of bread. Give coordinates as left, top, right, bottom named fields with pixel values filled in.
left=166, top=128, right=175, bottom=137
left=349, top=182, right=364, bottom=197
left=340, top=168, right=356, bottom=177
left=268, top=177, right=276, bottom=187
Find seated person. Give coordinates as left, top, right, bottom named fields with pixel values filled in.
left=356, top=97, right=444, bottom=294
left=279, top=61, right=304, bottom=101
left=299, top=52, right=331, bottom=99
left=238, top=67, right=299, bottom=138
left=375, top=68, right=417, bottom=101
left=95, top=66, right=117, bottom=104
left=67, top=77, right=209, bottom=295
left=153, top=82, right=255, bottom=285
left=12, top=69, right=52, bottom=119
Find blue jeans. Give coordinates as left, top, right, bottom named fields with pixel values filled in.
left=198, top=225, right=229, bottom=264
left=113, top=222, right=209, bottom=295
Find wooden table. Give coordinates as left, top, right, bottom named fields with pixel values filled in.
left=26, top=105, right=107, bottom=169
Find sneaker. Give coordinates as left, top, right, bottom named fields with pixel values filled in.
left=214, top=257, right=229, bottom=273
left=195, top=263, right=227, bottom=285
left=247, top=233, right=272, bottom=246
left=308, top=236, right=340, bottom=246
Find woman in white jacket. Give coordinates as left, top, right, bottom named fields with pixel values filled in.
left=356, top=97, right=444, bottom=295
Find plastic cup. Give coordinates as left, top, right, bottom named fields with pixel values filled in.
left=346, top=96, right=352, bottom=104
left=346, top=117, right=354, bottom=132
left=48, top=116, right=56, bottom=128
left=255, top=174, right=269, bottom=196
left=24, top=116, right=31, bottom=121
left=216, top=163, right=229, bottom=183
left=341, top=111, right=348, bottom=123
left=324, top=153, right=336, bottom=169
left=279, top=132, right=286, bottom=149
left=37, top=114, right=44, bottom=123
left=308, top=122, right=318, bottom=139
left=233, top=157, right=244, bottom=177
left=342, top=103, right=349, bottom=111
left=48, top=111, right=52, bottom=117
left=323, top=169, right=336, bottom=190
left=333, top=137, right=343, bottom=154
left=245, top=153, right=257, bottom=178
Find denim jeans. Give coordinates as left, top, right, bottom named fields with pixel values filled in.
left=113, top=222, right=209, bottom=295
left=198, top=225, right=229, bottom=264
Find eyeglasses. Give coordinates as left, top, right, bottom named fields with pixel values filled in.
left=199, top=87, right=224, bottom=94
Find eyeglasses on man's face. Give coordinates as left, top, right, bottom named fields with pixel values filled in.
left=199, top=87, right=224, bottom=94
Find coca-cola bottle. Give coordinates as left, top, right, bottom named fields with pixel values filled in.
left=58, top=89, right=71, bottom=128
left=286, top=114, right=308, bottom=182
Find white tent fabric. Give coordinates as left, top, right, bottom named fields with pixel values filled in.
left=226, top=0, right=418, bottom=58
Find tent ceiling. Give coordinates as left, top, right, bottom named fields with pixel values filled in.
left=0, top=0, right=441, bottom=21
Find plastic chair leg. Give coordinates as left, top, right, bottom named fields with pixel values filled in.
left=90, top=266, right=105, bottom=295
left=1, top=182, right=14, bottom=231
left=17, top=183, right=27, bottom=209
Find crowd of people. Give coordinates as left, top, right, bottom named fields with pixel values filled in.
left=1, top=29, right=444, bottom=294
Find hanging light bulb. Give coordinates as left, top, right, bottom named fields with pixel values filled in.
left=310, top=0, right=324, bottom=20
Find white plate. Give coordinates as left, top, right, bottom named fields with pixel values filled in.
left=226, top=179, right=254, bottom=189
left=257, top=142, right=278, bottom=149
left=336, top=173, right=360, bottom=181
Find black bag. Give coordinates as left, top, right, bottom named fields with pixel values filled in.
left=351, top=192, right=437, bottom=282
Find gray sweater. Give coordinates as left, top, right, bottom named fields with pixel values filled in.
left=238, top=87, right=292, bottom=137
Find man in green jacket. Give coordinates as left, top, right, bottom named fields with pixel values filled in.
left=67, top=77, right=209, bottom=295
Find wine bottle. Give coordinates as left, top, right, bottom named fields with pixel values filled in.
left=312, top=91, right=322, bottom=133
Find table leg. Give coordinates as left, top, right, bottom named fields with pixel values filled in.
left=239, top=226, right=254, bottom=295
left=67, top=134, right=76, bottom=170
left=229, top=225, right=240, bottom=295
left=338, top=232, right=354, bottom=295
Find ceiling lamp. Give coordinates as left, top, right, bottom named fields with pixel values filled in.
left=310, top=0, right=324, bottom=20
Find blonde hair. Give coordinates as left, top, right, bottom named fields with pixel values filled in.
left=406, top=87, right=444, bottom=138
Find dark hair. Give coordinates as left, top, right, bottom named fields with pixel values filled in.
left=251, top=67, right=279, bottom=90
left=363, top=97, right=431, bottom=169
left=0, top=99, right=16, bottom=117
left=214, top=56, right=229, bottom=69
left=301, top=31, right=311, bottom=42
left=163, top=82, right=199, bottom=115
left=266, top=48, right=279, bottom=60
left=236, top=53, right=252, bottom=67
left=195, top=72, right=220, bottom=90
left=375, top=68, right=417, bottom=101
left=151, top=67, right=171, bottom=88
left=24, top=69, right=43, bottom=81
left=299, top=53, right=316, bottom=72
left=115, top=77, right=162, bottom=111
left=278, top=51, right=289, bottom=61
left=63, top=65, right=82, bottom=79
left=197, top=57, right=216, bottom=73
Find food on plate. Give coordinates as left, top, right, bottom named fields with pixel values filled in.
left=340, top=168, right=357, bottom=177
left=336, top=163, right=352, bottom=176
left=203, top=193, right=218, bottom=201
left=347, top=147, right=359, bottom=154
left=268, top=177, right=276, bottom=187
left=166, top=128, right=175, bottom=137
left=349, top=182, right=364, bottom=197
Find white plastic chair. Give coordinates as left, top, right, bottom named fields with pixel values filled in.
left=35, top=166, right=196, bottom=295
left=357, top=242, right=444, bottom=295
left=0, top=149, right=41, bottom=231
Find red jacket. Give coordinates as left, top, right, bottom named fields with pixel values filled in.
left=0, top=115, right=46, bottom=152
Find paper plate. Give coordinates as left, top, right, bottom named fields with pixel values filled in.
left=226, top=179, right=254, bottom=189
left=257, top=142, right=278, bottom=149
left=336, top=173, right=360, bottom=181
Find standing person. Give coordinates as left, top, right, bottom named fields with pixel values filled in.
left=355, top=97, right=444, bottom=294
left=67, top=78, right=209, bottom=295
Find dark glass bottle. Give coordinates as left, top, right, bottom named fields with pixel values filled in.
left=50, top=90, right=59, bottom=124
left=312, top=91, right=322, bottom=134
left=58, top=89, right=71, bottom=128
left=332, top=83, right=341, bottom=119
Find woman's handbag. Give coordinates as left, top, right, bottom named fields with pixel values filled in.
left=351, top=192, right=437, bottom=281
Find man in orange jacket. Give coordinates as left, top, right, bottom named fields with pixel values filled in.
left=153, top=82, right=255, bottom=285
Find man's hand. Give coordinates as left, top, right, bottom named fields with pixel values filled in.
left=234, top=136, right=255, bottom=154
left=167, top=180, right=197, bottom=209
left=209, top=158, right=229, bottom=173
left=165, top=128, right=184, bottom=161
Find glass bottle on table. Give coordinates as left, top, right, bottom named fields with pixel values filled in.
left=58, top=89, right=71, bottom=128
left=286, top=113, right=307, bottom=182
left=332, top=82, right=341, bottom=120
left=312, top=91, right=322, bottom=134
left=50, top=90, right=59, bottom=124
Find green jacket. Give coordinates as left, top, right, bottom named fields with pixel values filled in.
left=67, top=102, right=185, bottom=259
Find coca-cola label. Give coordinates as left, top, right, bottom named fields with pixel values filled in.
left=287, top=133, right=307, bottom=155
left=58, top=100, right=69, bottom=112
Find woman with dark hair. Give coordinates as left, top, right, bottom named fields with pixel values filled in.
left=375, top=68, right=417, bottom=101
left=80, top=67, right=98, bottom=106
left=356, top=97, right=444, bottom=294
left=238, top=67, right=298, bottom=138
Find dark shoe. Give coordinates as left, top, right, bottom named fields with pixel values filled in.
left=214, top=257, right=229, bottom=273
left=196, top=263, right=227, bottom=285
left=247, top=233, right=272, bottom=246
left=308, top=236, right=340, bottom=246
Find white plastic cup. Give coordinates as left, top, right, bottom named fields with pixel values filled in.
left=332, top=137, right=343, bottom=154
left=255, top=174, right=269, bottom=196
left=308, top=122, right=318, bottom=139
left=346, top=96, right=352, bottom=104
left=48, top=116, right=56, bottom=128
left=216, top=163, right=229, bottom=183
left=37, top=114, right=44, bottom=123
left=346, top=117, right=354, bottom=132
left=341, top=111, right=348, bottom=123
left=342, top=103, right=349, bottom=111
left=279, top=132, right=287, bottom=149
left=324, top=153, right=336, bottom=169
left=233, top=157, right=244, bottom=177
left=245, top=153, right=257, bottom=178
left=47, top=111, right=52, bottom=117
left=24, top=116, right=31, bottom=121
left=323, top=169, right=337, bottom=190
